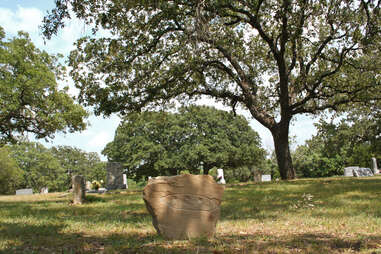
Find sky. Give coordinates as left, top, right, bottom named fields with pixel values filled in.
left=1, top=0, right=318, bottom=160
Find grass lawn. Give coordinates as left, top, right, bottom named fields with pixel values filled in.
left=1, top=176, right=381, bottom=253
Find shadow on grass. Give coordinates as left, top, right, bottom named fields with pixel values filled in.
left=1, top=221, right=381, bottom=254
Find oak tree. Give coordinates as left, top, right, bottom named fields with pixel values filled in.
left=0, top=27, right=88, bottom=144
left=42, top=0, right=380, bottom=179
left=102, top=106, right=265, bottom=180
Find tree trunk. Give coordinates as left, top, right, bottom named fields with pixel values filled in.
left=272, top=124, right=296, bottom=180
left=169, top=168, right=178, bottom=175
left=203, top=167, right=210, bottom=175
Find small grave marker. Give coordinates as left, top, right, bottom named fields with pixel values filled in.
left=261, top=174, right=271, bottom=182
left=16, top=188, right=33, bottom=195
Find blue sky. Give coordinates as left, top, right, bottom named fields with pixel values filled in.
left=1, top=0, right=318, bottom=159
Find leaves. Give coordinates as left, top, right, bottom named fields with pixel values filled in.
left=0, top=26, right=88, bottom=144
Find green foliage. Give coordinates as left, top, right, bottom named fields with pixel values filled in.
left=103, top=106, right=265, bottom=181
left=50, top=146, right=107, bottom=183
left=42, top=0, right=380, bottom=179
left=10, top=142, right=67, bottom=192
left=293, top=112, right=381, bottom=178
left=3, top=141, right=106, bottom=193
left=0, top=146, right=23, bottom=194
left=0, top=26, right=88, bottom=144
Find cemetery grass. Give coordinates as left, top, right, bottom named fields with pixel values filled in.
left=1, top=177, right=381, bottom=253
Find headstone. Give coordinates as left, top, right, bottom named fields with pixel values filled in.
left=372, top=157, right=379, bottom=174
left=40, top=187, right=48, bottom=194
left=123, top=174, right=128, bottom=189
left=344, top=166, right=358, bottom=177
left=72, top=175, right=86, bottom=205
left=86, top=181, right=92, bottom=190
left=353, top=167, right=373, bottom=177
left=261, top=174, right=271, bottom=182
left=16, top=188, right=33, bottom=195
left=216, top=168, right=226, bottom=184
left=143, top=174, right=224, bottom=240
left=106, top=162, right=126, bottom=190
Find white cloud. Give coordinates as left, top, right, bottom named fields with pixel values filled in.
left=0, top=6, right=43, bottom=35
left=87, top=131, right=113, bottom=148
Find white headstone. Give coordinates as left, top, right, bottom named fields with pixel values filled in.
left=40, top=187, right=48, bottom=194
left=372, top=157, right=379, bottom=174
left=123, top=174, right=128, bottom=188
left=86, top=181, right=92, bottom=190
left=261, top=174, right=271, bottom=182
left=344, top=167, right=357, bottom=177
left=16, top=188, right=33, bottom=195
left=216, top=168, right=226, bottom=184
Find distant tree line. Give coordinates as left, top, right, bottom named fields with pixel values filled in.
left=293, top=103, right=381, bottom=177
left=0, top=141, right=106, bottom=195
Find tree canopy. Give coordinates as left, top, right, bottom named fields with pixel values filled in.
left=293, top=110, right=381, bottom=178
left=42, top=0, right=380, bottom=179
left=103, top=106, right=265, bottom=181
left=0, top=26, right=88, bottom=144
left=0, top=146, right=23, bottom=194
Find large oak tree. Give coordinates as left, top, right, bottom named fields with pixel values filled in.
left=42, top=0, right=380, bottom=179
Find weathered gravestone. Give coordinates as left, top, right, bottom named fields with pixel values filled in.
left=353, top=167, right=373, bottom=177
left=16, top=188, right=33, bottom=195
left=344, top=166, right=358, bottom=177
left=72, top=175, right=86, bottom=205
left=372, top=157, right=379, bottom=174
left=106, top=162, right=126, bottom=190
left=143, top=174, right=224, bottom=240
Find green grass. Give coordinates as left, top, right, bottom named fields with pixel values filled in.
left=1, top=176, right=381, bottom=253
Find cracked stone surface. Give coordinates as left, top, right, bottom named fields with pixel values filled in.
left=143, top=174, right=224, bottom=240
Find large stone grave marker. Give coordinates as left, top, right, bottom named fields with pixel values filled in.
left=72, top=175, right=86, bottom=205
left=143, top=174, right=224, bottom=240
left=106, top=162, right=126, bottom=190
left=16, top=188, right=33, bottom=195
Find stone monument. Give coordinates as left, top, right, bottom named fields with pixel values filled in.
left=372, top=157, right=379, bottom=174
left=106, top=162, right=126, bottom=190
left=143, top=174, right=224, bottom=240
left=72, top=175, right=85, bottom=205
